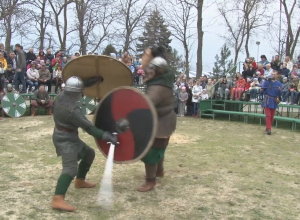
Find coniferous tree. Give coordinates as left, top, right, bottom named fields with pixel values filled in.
left=136, top=9, right=172, bottom=55
left=213, top=44, right=234, bottom=75
left=102, top=44, right=117, bottom=56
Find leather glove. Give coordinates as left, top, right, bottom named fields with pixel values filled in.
left=102, top=132, right=118, bottom=145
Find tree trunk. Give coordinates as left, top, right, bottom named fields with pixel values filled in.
left=196, top=0, right=203, bottom=79
left=62, top=0, right=68, bottom=50
left=39, top=0, right=47, bottom=50
left=184, top=40, right=189, bottom=78
left=5, top=15, right=12, bottom=51
left=5, top=19, right=11, bottom=53
left=245, top=30, right=250, bottom=58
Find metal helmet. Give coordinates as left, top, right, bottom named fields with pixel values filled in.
left=65, top=76, right=84, bottom=93
left=149, top=57, right=168, bottom=74
left=6, top=84, right=13, bottom=92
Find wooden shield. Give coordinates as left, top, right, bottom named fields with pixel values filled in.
left=77, top=96, right=96, bottom=115
left=1, top=93, right=26, bottom=117
left=62, top=55, right=134, bottom=98
left=93, top=87, right=157, bottom=164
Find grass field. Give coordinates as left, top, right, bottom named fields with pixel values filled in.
left=0, top=115, right=300, bottom=220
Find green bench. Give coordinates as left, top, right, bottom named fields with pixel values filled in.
left=208, top=109, right=297, bottom=130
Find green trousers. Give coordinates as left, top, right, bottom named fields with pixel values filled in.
left=54, top=145, right=95, bottom=195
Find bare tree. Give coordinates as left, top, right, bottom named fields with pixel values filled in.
left=48, top=0, right=74, bottom=51
left=163, top=0, right=197, bottom=78
left=27, top=0, right=52, bottom=50
left=217, top=0, right=271, bottom=69
left=280, top=0, right=300, bottom=58
left=74, top=0, right=115, bottom=55
left=0, top=0, right=31, bottom=50
left=217, top=0, right=247, bottom=71
left=178, top=0, right=204, bottom=78
left=242, top=0, right=270, bottom=58
left=117, top=0, right=150, bottom=53
left=0, top=0, right=28, bottom=21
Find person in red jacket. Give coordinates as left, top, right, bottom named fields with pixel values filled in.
left=51, top=53, right=62, bottom=69
left=249, top=57, right=257, bottom=69
left=231, top=72, right=246, bottom=100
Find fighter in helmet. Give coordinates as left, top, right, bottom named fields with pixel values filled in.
left=1, top=84, right=13, bottom=119
left=51, top=76, right=117, bottom=212
left=138, top=45, right=177, bottom=192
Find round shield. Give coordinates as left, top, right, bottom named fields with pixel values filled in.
left=1, top=93, right=26, bottom=117
left=62, top=55, right=134, bottom=98
left=77, top=96, right=96, bottom=115
left=93, top=87, right=157, bottom=164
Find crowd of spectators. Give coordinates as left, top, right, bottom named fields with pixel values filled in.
left=115, top=51, right=144, bottom=85
left=174, top=54, right=300, bottom=117
left=0, top=43, right=83, bottom=94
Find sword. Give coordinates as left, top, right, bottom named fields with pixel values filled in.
left=98, top=133, right=119, bottom=210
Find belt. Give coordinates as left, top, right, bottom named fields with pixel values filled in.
left=55, top=125, right=76, bottom=132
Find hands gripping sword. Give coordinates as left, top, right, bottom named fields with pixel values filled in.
left=98, top=119, right=129, bottom=209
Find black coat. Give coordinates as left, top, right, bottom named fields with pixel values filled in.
left=280, top=68, right=290, bottom=77
left=26, top=52, right=36, bottom=63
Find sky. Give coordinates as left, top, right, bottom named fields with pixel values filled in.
left=4, top=0, right=299, bottom=73
left=170, top=1, right=278, bottom=73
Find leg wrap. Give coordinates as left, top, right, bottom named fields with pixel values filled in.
left=77, top=145, right=95, bottom=179
left=54, top=173, right=73, bottom=195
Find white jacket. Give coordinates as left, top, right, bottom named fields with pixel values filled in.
left=26, top=68, right=39, bottom=80
left=192, top=85, right=203, bottom=103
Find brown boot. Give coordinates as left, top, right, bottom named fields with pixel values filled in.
left=51, top=195, right=76, bottom=212
left=48, top=108, right=53, bottom=115
left=137, top=179, right=156, bottom=192
left=138, top=164, right=157, bottom=192
left=156, top=169, right=164, bottom=177
left=31, top=107, right=36, bottom=116
left=74, top=178, right=96, bottom=188
left=156, top=156, right=164, bottom=177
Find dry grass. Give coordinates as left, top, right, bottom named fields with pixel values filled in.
left=0, top=115, right=300, bottom=220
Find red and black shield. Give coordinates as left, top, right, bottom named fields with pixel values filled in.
left=93, top=87, right=157, bottom=164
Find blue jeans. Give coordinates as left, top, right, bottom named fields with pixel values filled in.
left=193, top=102, right=199, bottom=115
left=14, top=70, right=26, bottom=92
left=27, top=80, right=38, bottom=91
left=250, top=89, right=259, bottom=99
left=291, top=91, right=299, bottom=104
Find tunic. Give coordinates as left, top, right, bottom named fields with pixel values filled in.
left=261, top=80, right=282, bottom=109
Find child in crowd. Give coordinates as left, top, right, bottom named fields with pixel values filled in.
left=178, top=86, right=188, bottom=117
left=201, top=89, right=209, bottom=100
left=137, top=65, right=145, bottom=85
left=249, top=78, right=261, bottom=102
left=280, top=77, right=289, bottom=104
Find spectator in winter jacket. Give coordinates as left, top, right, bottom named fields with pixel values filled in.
left=46, top=48, right=54, bottom=61
left=0, top=52, right=7, bottom=71
left=279, top=63, right=290, bottom=78
left=178, top=86, right=188, bottom=117
left=284, top=56, right=293, bottom=71
left=51, top=54, right=62, bottom=68
left=205, top=78, right=215, bottom=99
left=26, top=62, right=39, bottom=92
left=280, top=77, right=289, bottom=104
left=258, top=55, right=269, bottom=68
left=218, top=76, right=230, bottom=100
left=249, top=78, right=261, bottom=101
left=192, top=80, right=202, bottom=116
left=270, top=55, right=281, bottom=71
left=0, top=43, right=8, bottom=60
left=231, top=72, right=245, bottom=100
left=4, top=65, right=14, bottom=83
left=26, top=48, right=37, bottom=65
left=38, top=64, right=52, bottom=92
left=38, top=50, right=46, bottom=62
left=61, top=57, right=68, bottom=69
